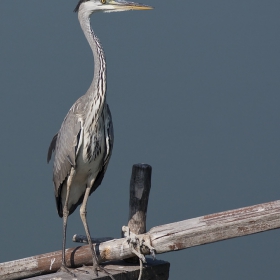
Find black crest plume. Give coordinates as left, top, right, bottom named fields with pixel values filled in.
left=74, top=0, right=90, bottom=13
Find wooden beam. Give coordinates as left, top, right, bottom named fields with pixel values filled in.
left=148, top=200, right=280, bottom=253
left=1, top=200, right=280, bottom=280
left=28, top=259, right=170, bottom=280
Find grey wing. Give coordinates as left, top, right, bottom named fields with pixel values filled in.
left=90, top=103, right=114, bottom=194
left=47, top=110, right=82, bottom=197
left=47, top=133, right=58, bottom=163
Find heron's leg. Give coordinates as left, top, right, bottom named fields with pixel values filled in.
left=62, top=206, right=69, bottom=266
left=80, top=185, right=115, bottom=280
left=80, top=185, right=99, bottom=275
left=59, top=172, right=76, bottom=277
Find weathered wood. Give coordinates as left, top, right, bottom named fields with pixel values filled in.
left=148, top=200, right=280, bottom=253
left=1, top=200, right=280, bottom=280
left=123, top=164, right=152, bottom=263
left=28, top=259, right=170, bottom=280
left=127, top=164, right=152, bottom=235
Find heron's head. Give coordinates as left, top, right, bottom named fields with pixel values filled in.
left=74, top=0, right=153, bottom=14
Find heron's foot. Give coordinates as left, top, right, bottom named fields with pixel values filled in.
left=77, top=264, right=115, bottom=280
left=74, top=265, right=90, bottom=274
left=96, top=264, right=116, bottom=280
left=92, top=263, right=99, bottom=276
left=58, top=264, right=77, bottom=278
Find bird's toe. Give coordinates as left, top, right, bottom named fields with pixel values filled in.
left=58, top=264, right=77, bottom=278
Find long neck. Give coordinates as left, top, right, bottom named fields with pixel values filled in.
left=78, top=11, right=106, bottom=103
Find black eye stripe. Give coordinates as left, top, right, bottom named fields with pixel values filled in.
left=74, top=0, right=90, bottom=13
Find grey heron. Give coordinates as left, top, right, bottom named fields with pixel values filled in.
left=47, top=0, right=152, bottom=276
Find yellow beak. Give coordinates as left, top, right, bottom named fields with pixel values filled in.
left=110, top=0, right=153, bottom=11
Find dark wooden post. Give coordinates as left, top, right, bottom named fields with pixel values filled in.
left=127, top=164, right=152, bottom=235
left=123, top=164, right=152, bottom=263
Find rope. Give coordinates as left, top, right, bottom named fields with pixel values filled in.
left=121, top=226, right=156, bottom=280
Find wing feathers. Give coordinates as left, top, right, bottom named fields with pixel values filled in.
left=48, top=101, right=114, bottom=217
left=47, top=133, right=58, bottom=163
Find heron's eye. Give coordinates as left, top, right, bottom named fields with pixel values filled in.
left=100, top=0, right=106, bottom=4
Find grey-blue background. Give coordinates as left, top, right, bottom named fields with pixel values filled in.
left=0, top=0, right=279, bottom=279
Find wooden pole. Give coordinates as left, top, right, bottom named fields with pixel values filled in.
left=127, top=164, right=152, bottom=235
left=124, top=163, right=152, bottom=263
left=1, top=200, right=280, bottom=279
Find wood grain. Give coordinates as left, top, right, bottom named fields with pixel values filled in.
left=1, top=200, right=279, bottom=280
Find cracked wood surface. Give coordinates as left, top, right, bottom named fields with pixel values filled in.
left=148, top=200, right=280, bottom=253
left=1, top=200, right=279, bottom=280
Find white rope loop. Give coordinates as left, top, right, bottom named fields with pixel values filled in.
left=121, top=226, right=156, bottom=280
